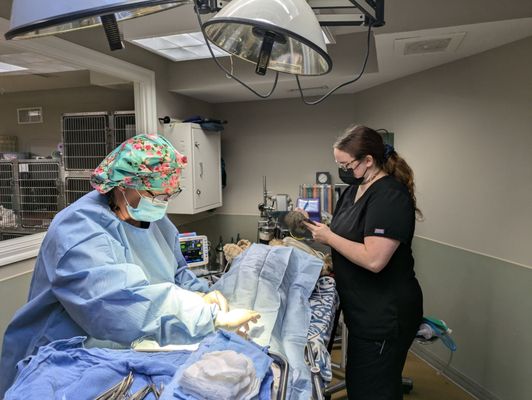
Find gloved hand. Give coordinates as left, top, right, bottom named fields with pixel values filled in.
left=214, top=309, right=261, bottom=330
left=202, top=290, right=229, bottom=313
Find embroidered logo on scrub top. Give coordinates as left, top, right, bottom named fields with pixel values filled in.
left=374, top=228, right=385, bottom=234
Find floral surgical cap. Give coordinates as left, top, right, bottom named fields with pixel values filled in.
left=90, top=134, right=187, bottom=194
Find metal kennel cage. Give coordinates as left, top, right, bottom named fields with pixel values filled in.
left=62, top=111, right=136, bottom=170
left=112, top=111, right=136, bottom=147
left=0, top=160, right=18, bottom=230
left=62, top=112, right=110, bottom=171
left=17, top=160, right=64, bottom=229
left=61, top=111, right=136, bottom=205
left=64, top=176, right=93, bottom=206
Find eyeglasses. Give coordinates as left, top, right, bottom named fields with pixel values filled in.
left=137, top=188, right=182, bottom=203
left=336, top=159, right=359, bottom=172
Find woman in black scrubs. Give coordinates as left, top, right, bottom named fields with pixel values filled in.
left=304, top=125, right=423, bottom=399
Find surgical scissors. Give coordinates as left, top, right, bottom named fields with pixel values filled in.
left=94, top=372, right=134, bottom=400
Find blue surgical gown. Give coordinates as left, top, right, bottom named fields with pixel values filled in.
left=0, top=191, right=217, bottom=396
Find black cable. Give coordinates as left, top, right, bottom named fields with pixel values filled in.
left=296, top=21, right=374, bottom=105
left=193, top=5, right=279, bottom=99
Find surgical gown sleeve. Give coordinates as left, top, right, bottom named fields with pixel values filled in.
left=52, top=232, right=217, bottom=346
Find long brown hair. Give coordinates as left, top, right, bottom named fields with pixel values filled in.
left=334, top=125, right=423, bottom=219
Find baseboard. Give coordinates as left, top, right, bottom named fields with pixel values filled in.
left=411, top=344, right=501, bottom=400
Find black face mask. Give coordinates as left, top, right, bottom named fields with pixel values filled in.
left=338, top=165, right=368, bottom=185
left=338, top=167, right=364, bottom=185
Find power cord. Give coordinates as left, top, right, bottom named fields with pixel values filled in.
left=296, top=21, right=374, bottom=105
left=193, top=5, right=280, bottom=99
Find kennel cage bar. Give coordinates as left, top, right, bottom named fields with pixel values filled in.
left=62, top=111, right=137, bottom=173
left=64, top=175, right=93, bottom=206
left=112, top=111, right=136, bottom=147
left=62, top=112, right=110, bottom=171
left=16, top=159, right=64, bottom=230
left=0, top=160, right=19, bottom=230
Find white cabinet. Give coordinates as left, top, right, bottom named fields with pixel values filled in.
left=162, top=123, right=222, bottom=214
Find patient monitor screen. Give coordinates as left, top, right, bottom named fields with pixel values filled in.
left=180, top=239, right=205, bottom=264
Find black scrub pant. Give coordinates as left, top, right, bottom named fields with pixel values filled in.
left=344, top=323, right=419, bottom=400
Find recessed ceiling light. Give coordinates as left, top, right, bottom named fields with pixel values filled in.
left=0, top=61, right=27, bottom=73
left=131, top=32, right=229, bottom=62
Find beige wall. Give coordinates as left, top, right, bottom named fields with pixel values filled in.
left=0, top=86, right=134, bottom=157
left=213, top=95, right=355, bottom=214
left=0, top=258, right=33, bottom=346
left=214, top=37, right=532, bottom=268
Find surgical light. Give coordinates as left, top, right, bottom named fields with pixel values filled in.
left=196, top=0, right=385, bottom=104
left=5, top=0, right=386, bottom=105
left=202, top=0, right=332, bottom=76
left=5, top=0, right=189, bottom=50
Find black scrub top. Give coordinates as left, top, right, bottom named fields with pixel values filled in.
left=330, top=175, right=423, bottom=340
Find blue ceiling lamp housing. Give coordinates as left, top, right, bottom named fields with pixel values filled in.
left=5, top=0, right=189, bottom=50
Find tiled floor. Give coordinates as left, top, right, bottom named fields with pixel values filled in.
left=329, top=350, right=477, bottom=400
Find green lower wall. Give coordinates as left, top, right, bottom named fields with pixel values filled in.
left=412, top=237, right=532, bottom=400
left=1, top=215, right=530, bottom=400
left=0, top=271, right=32, bottom=346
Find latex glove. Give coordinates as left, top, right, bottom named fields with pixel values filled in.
left=202, top=290, right=229, bottom=312
left=215, top=309, right=261, bottom=330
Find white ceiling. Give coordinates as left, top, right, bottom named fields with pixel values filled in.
left=0, top=40, right=88, bottom=93
left=0, top=33, right=83, bottom=71
left=0, top=1, right=531, bottom=101
left=0, top=39, right=136, bottom=93
left=117, top=1, right=532, bottom=103
left=0, top=36, right=136, bottom=93
left=157, top=17, right=532, bottom=103
left=0, top=47, right=81, bottom=75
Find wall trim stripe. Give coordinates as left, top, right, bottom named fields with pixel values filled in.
left=0, top=269, right=33, bottom=283
left=414, top=235, right=531, bottom=270
left=207, top=216, right=532, bottom=270
left=411, top=344, right=501, bottom=400
left=0, top=232, right=44, bottom=268
left=216, top=212, right=259, bottom=217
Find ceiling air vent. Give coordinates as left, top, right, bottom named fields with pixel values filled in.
left=394, top=32, right=466, bottom=56
left=17, top=107, right=43, bottom=124
left=405, top=38, right=452, bottom=55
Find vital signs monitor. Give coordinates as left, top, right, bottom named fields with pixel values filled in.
left=179, top=235, right=209, bottom=268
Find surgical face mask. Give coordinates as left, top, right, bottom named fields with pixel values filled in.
left=338, top=167, right=362, bottom=185
left=338, top=161, right=368, bottom=185
left=122, top=190, right=168, bottom=222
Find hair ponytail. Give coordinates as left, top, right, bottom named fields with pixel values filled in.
left=384, top=151, right=423, bottom=220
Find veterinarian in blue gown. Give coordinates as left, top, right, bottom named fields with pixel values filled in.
left=0, top=134, right=258, bottom=396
